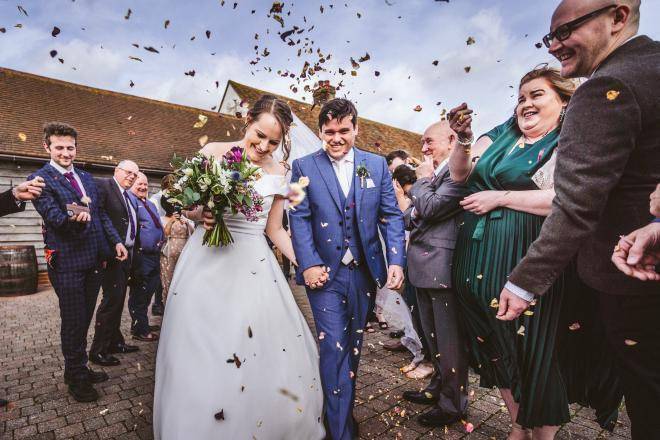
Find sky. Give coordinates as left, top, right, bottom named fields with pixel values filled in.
left=1, top=0, right=659, bottom=141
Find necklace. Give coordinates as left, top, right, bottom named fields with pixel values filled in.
left=507, top=129, right=552, bottom=156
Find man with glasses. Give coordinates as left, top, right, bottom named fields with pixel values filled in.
left=90, top=160, right=142, bottom=366
left=496, top=1, right=660, bottom=438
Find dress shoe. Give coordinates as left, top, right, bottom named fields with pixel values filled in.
left=108, top=343, right=139, bottom=354
left=403, top=389, right=437, bottom=405
left=383, top=339, right=406, bottom=352
left=68, top=380, right=99, bottom=403
left=64, top=368, right=109, bottom=385
left=87, top=368, right=109, bottom=384
left=133, top=332, right=159, bottom=342
left=417, top=408, right=462, bottom=427
left=389, top=330, right=404, bottom=339
left=151, top=304, right=164, bottom=316
left=90, top=353, right=120, bottom=366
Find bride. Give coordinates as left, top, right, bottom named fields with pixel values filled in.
left=154, top=95, right=325, bottom=439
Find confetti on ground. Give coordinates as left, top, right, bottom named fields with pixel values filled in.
left=606, top=90, right=620, bottom=100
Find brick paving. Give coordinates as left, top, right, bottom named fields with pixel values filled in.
left=1, top=286, right=631, bottom=439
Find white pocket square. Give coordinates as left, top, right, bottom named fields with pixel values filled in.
left=366, top=178, right=376, bottom=188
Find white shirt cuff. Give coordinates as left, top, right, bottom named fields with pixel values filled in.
left=504, top=281, right=534, bottom=302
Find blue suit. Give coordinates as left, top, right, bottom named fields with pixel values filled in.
left=290, top=147, right=405, bottom=439
left=30, top=163, right=121, bottom=380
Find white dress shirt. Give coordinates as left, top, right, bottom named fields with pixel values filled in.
left=328, top=148, right=356, bottom=264
left=49, top=160, right=88, bottom=198
left=114, top=177, right=137, bottom=248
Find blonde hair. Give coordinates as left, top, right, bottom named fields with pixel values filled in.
left=519, top=65, right=577, bottom=104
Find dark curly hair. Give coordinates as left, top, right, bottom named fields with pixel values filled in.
left=246, top=95, right=294, bottom=167
left=43, top=122, right=77, bottom=146
left=318, top=98, right=358, bottom=130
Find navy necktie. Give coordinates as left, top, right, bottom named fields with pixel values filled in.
left=122, top=191, right=136, bottom=240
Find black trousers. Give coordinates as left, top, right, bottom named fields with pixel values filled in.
left=128, top=252, right=160, bottom=335
left=90, top=254, right=132, bottom=356
left=49, top=266, right=103, bottom=380
left=415, top=287, right=469, bottom=417
left=598, top=291, right=660, bottom=440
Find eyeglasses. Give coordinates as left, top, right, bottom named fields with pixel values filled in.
left=118, top=167, right=138, bottom=178
left=542, top=4, right=617, bottom=48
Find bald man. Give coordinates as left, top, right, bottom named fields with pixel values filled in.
left=89, top=160, right=142, bottom=366
left=400, top=121, right=470, bottom=426
left=496, top=1, right=660, bottom=437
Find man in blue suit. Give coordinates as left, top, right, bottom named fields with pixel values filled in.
left=290, top=99, right=406, bottom=440
left=30, top=122, right=128, bottom=402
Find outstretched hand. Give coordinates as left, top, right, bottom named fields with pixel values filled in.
left=448, top=102, right=474, bottom=141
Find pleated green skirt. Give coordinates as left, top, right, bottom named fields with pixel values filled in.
left=453, top=208, right=622, bottom=429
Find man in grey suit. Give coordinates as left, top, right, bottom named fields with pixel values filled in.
left=400, top=120, right=469, bottom=426
left=495, top=1, right=660, bottom=437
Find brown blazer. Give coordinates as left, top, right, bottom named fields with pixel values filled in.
left=509, top=35, right=660, bottom=296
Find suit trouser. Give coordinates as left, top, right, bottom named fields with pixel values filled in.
left=402, top=275, right=431, bottom=355
left=90, top=254, right=132, bottom=356
left=307, top=263, right=375, bottom=440
left=128, top=252, right=161, bottom=335
left=415, top=287, right=469, bottom=417
left=598, top=291, right=660, bottom=440
left=48, top=266, right=103, bottom=380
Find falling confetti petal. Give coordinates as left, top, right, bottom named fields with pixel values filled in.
left=606, top=90, right=620, bottom=100
left=413, top=105, right=422, bottom=112
left=466, top=36, right=476, bottom=45
left=568, top=322, right=581, bottom=331
left=17, top=132, right=27, bottom=142
left=517, top=325, right=525, bottom=336
left=51, top=26, right=61, bottom=37
left=489, top=298, right=499, bottom=308
left=193, top=114, right=209, bottom=128
left=214, top=409, right=225, bottom=420
left=624, top=339, right=638, bottom=346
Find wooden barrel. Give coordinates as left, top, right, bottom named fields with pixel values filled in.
left=0, top=245, right=38, bottom=295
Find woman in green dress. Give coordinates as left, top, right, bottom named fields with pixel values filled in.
left=448, top=66, right=622, bottom=439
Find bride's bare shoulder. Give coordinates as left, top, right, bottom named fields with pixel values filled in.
left=199, top=141, right=234, bottom=159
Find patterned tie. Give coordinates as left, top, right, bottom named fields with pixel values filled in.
left=63, top=172, right=83, bottom=199
left=140, top=199, right=162, bottom=230
left=122, top=191, right=136, bottom=240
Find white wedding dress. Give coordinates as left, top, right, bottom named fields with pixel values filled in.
left=154, top=173, right=325, bottom=440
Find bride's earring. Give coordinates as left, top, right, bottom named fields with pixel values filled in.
left=559, top=106, right=566, bottom=123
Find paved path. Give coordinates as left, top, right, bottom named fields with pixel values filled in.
left=1, top=287, right=631, bottom=439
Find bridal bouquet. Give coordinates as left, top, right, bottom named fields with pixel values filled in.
left=166, top=147, right=264, bottom=246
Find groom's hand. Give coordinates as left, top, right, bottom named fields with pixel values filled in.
left=386, top=265, right=404, bottom=290
left=303, top=265, right=328, bottom=290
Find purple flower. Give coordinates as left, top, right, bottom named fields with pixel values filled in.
left=225, top=146, right=243, bottom=164
left=230, top=171, right=241, bottom=181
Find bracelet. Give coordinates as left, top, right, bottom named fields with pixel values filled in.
left=457, top=135, right=474, bottom=147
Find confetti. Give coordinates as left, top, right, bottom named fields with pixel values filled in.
left=413, top=105, right=422, bottom=112
left=476, top=274, right=483, bottom=280
left=624, top=339, right=638, bottom=346
left=278, top=388, right=300, bottom=401
left=466, top=36, right=476, bottom=45
left=517, top=325, right=525, bottom=336
left=214, top=409, right=225, bottom=420
left=198, top=135, right=209, bottom=146
left=489, top=298, right=499, bottom=308
left=568, top=322, right=581, bottom=331
left=464, top=66, right=471, bottom=73
left=17, top=132, right=27, bottom=142
left=51, top=26, right=61, bottom=37
left=193, top=114, right=209, bottom=128
left=523, top=310, right=534, bottom=316
left=99, top=408, right=109, bottom=415
left=248, top=326, right=253, bottom=338
left=606, top=90, right=620, bottom=101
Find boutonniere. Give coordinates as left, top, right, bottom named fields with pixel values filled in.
left=356, top=164, right=370, bottom=188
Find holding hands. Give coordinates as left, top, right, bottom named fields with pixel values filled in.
left=303, top=265, right=329, bottom=290
left=13, top=176, right=45, bottom=201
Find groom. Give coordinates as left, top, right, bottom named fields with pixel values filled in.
left=290, top=98, right=406, bottom=440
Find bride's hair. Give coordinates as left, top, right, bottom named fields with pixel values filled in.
left=246, top=95, right=294, bottom=168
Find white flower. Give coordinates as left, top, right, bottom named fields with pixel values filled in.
left=173, top=183, right=182, bottom=190
left=183, top=168, right=194, bottom=176
left=207, top=200, right=215, bottom=209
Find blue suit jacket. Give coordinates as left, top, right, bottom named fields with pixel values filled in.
left=29, top=163, right=121, bottom=272
left=290, top=147, right=406, bottom=288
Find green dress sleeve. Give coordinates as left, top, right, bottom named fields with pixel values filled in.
left=479, top=117, right=517, bottom=142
